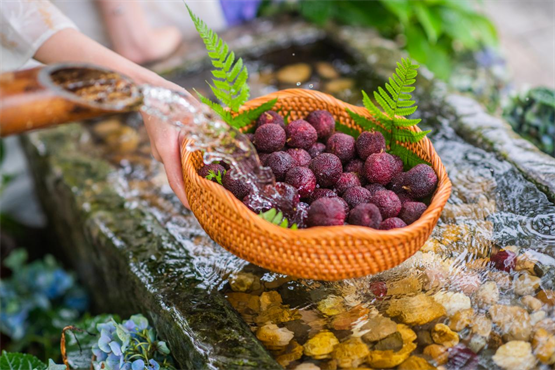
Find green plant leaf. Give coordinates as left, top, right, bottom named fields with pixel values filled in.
left=389, top=144, right=430, bottom=169
left=0, top=351, right=47, bottom=370
left=381, top=0, right=411, bottom=26
left=258, top=208, right=297, bottom=229
left=350, top=57, right=431, bottom=169
left=187, top=4, right=250, bottom=125
left=233, top=99, right=278, bottom=129
left=46, top=360, right=65, bottom=370
left=298, top=1, right=334, bottom=26
left=414, top=3, right=442, bottom=43
left=336, top=120, right=363, bottom=139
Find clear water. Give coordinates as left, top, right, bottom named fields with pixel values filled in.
left=84, top=46, right=555, bottom=369
left=139, top=85, right=294, bottom=215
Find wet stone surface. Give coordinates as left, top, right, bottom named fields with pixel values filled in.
left=22, top=19, right=555, bottom=370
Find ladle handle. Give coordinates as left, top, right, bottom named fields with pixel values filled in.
left=0, top=66, right=140, bottom=137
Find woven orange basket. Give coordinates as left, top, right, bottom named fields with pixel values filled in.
left=181, top=89, right=451, bottom=281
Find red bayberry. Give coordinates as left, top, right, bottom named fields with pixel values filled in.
left=308, top=142, right=326, bottom=158
left=285, top=167, right=317, bottom=198
left=490, top=250, right=516, bottom=272
left=306, top=110, right=335, bottom=141
left=286, top=119, right=318, bottom=150
left=334, top=172, right=361, bottom=195
left=355, top=131, right=386, bottom=160
left=254, top=124, right=286, bottom=152
left=309, top=153, right=343, bottom=188
left=326, top=133, right=356, bottom=164
left=307, top=197, right=346, bottom=227
left=370, top=281, right=387, bottom=298
left=265, top=151, right=295, bottom=181
left=286, top=148, right=312, bottom=167
left=348, top=203, right=382, bottom=229
left=256, top=110, right=285, bottom=129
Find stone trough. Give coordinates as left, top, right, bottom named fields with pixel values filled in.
left=22, top=19, right=555, bottom=369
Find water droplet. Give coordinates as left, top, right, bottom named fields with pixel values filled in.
left=309, top=84, right=314, bottom=89
left=296, top=82, right=301, bottom=86
left=292, top=53, right=296, bottom=56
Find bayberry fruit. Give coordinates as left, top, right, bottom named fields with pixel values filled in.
left=402, top=164, right=438, bottom=198
left=286, top=148, right=312, bottom=167
left=334, top=172, right=361, bottom=195
left=307, top=197, right=346, bottom=227
left=355, top=131, right=385, bottom=160
left=265, top=151, right=295, bottom=181
left=286, top=119, right=318, bottom=150
left=285, top=167, right=317, bottom=198
left=379, top=217, right=407, bottom=230
left=254, top=124, right=286, bottom=152
left=306, top=110, right=335, bottom=141
left=308, top=142, right=326, bottom=158
left=309, top=153, right=343, bottom=188
left=223, top=170, right=252, bottom=199
left=326, top=133, right=355, bottom=164
left=257, top=110, right=285, bottom=129
left=348, top=203, right=382, bottom=228
left=342, top=186, right=372, bottom=209
left=399, top=201, right=427, bottom=225
left=364, top=152, right=402, bottom=185
left=370, top=190, right=402, bottom=219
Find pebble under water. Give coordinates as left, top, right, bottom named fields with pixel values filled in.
left=85, top=52, right=555, bottom=369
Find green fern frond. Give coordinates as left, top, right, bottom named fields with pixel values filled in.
left=258, top=208, right=297, bottom=229
left=234, top=99, right=278, bottom=130
left=345, top=110, right=388, bottom=142
left=348, top=57, right=431, bottom=168
left=389, top=144, right=430, bottom=170
left=394, top=129, right=431, bottom=144
left=187, top=5, right=249, bottom=114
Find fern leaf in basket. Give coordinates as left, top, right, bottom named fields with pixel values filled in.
left=187, top=5, right=277, bottom=129
left=346, top=58, right=431, bottom=168
left=258, top=209, right=298, bottom=230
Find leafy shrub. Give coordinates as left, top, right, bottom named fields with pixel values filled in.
left=259, top=0, right=498, bottom=80
left=503, top=87, right=555, bottom=157
left=0, top=249, right=89, bottom=359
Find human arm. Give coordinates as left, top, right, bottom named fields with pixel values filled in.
left=34, top=28, right=194, bottom=208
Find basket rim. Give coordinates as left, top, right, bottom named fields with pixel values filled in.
left=182, top=88, right=452, bottom=242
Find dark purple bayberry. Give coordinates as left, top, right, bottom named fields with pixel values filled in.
left=287, top=148, right=312, bottom=167
left=258, top=152, right=271, bottom=165
left=379, top=217, right=407, bottom=230
left=243, top=193, right=273, bottom=213
left=223, top=170, right=252, bottom=199
left=342, top=186, right=372, bottom=209
left=286, top=119, right=318, bottom=150
left=308, top=142, right=326, bottom=158
left=370, top=190, right=402, bottom=219
left=402, top=164, right=438, bottom=198
left=336, top=197, right=350, bottom=215
left=307, top=197, right=346, bottom=227
left=306, top=110, right=335, bottom=141
left=285, top=167, right=317, bottom=198
left=198, top=163, right=225, bottom=180
left=265, top=151, right=295, bottom=181
left=309, top=153, right=343, bottom=188
left=254, top=124, right=286, bottom=152
left=355, top=131, right=386, bottom=160
left=348, top=203, right=382, bottom=229
left=274, top=182, right=301, bottom=208
left=326, top=133, right=356, bottom=164
left=334, top=172, right=361, bottom=195
left=344, top=159, right=364, bottom=177
left=448, top=345, right=478, bottom=370
left=388, top=173, right=405, bottom=193
left=309, top=188, right=337, bottom=203
left=289, top=202, right=309, bottom=229
left=364, top=152, right=402, bottom=186
left=364, top=183, right=386, bottom=197
left=396, top=192, right=414, bottom=205
left=399, top=201, right=427, bottom=225
left=490, top=250, right=516, bottom=272
left=391, top=154, right=403, bottom=174
left=370, top=281, right=387, bottom=299
left=256, top=110, right=285, bottom=129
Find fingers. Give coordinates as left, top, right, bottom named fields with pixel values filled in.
left=142, top=112, right=190, bottom=209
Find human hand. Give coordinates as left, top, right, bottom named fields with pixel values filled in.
left=142, top=111, right=190, bottom=209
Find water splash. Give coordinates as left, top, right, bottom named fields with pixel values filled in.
left=139, top=85, right=293, bottom=214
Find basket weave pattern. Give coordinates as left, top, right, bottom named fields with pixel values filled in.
left=181, top=89, right=451, bottom=281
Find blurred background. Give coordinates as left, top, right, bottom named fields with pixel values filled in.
left=0, top=0, right=553, bottom=365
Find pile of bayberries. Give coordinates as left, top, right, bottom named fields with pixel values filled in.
left=198, top=110, right=437, bottom=230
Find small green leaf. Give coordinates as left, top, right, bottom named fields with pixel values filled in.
left=414, top=3, right=442, bottom=44
left=156, top=341, right=171, bottom=356
left=0, top=351, right=47, bottom=370
left=3, top=249, right=28, bottom=270
left=46, top=360, right=65, bottom=370
left=258, top=208, right=296, bottom=229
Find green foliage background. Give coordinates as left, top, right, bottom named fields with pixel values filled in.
left=259, top=0, right=498, bottom=80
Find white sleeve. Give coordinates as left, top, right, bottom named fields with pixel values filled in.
left=0, top=0, right=78, bottom=72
